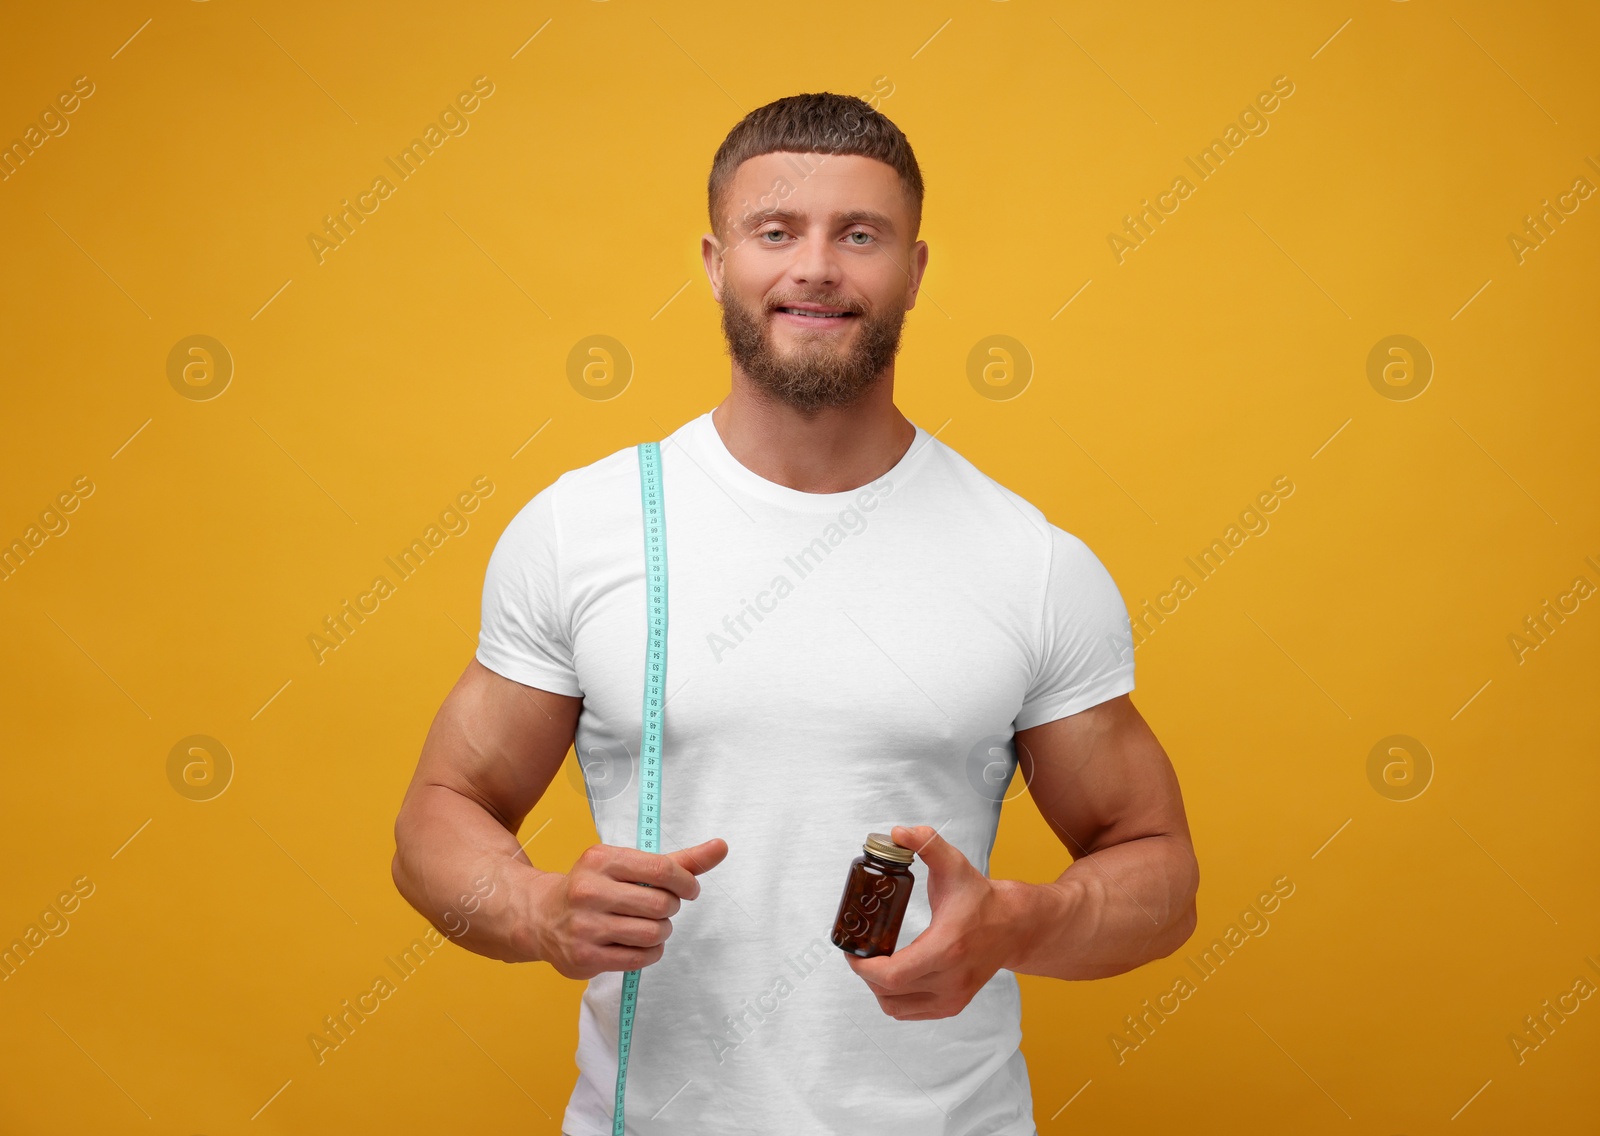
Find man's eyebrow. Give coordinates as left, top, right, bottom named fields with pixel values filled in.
left=740, top=207, right=897, bottom=232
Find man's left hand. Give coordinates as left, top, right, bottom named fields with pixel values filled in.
left=843, top=824, right=1027, bottom=1021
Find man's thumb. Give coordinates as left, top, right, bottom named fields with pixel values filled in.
left=669, top=837, right=728, bottom=876
left=891, top=825, right=955, bottom=871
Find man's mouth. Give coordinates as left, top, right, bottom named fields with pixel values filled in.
left=772, top=305, right=857, bottom=321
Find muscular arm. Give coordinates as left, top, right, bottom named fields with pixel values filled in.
left=390, top=658, right=581, bottom=962
left=996, top=693, right=1199, bottom=980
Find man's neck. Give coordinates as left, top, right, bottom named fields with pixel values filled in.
left=710, top=377, right=916, bottom=495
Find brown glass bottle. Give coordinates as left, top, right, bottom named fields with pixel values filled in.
left=831, top=832, right=916, bottom=957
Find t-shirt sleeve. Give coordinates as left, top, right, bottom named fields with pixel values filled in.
left=1013, top=524, right=1136, bottom=731
left=474, top=479, right=583, bottom=697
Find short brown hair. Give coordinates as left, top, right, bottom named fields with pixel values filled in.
left=707, top=92, right=924, bottom=242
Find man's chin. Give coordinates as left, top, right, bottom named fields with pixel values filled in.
left=741, top=366, right=885, bottom=413
left=768, top=317, right=859, bottom=341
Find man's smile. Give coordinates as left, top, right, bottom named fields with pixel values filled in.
left=772, top=303, right=859, bottom=328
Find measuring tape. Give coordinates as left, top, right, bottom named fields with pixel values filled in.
left=613, top=440, right=667, bottom=1134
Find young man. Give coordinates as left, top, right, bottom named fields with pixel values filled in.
left=392, top=92, right=1199, bottom=1136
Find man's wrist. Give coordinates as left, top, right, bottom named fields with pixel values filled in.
left=504, top=864, right=558, bottom=963
left=990, top=874, right=1082, bottom=976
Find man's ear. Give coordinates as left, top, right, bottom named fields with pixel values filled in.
left=904, top=239, right=930, bottom=311
left=701, top=233, right=725, bottom=303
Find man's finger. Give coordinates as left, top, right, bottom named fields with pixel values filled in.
left=667, top=837, right=729, bottom=878
left=889, top=824, right=936, bottom=855
left=596, top=913, right=673, bottom=949
left=856, top=972, right=942, bottom=998
left=865, top=985, right=947, bottom=1020
left=597, top=878, right=682, bottom=920
left=846, top=945, right=944, bottom=994
left=601, top=845, right=710, bottom=897
left=890, top=824, right=966, bottom=873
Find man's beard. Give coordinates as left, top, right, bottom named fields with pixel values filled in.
left=720, top=289, right=907, bottom=415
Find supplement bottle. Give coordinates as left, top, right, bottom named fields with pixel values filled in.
left=831, top=832, right=916, bottom=957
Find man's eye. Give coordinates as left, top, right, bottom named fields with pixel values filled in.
left=760, top=230, right=787, bottom=242
left=847, top=231, right=874, bottom=245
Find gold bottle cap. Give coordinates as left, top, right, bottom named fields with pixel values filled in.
left=863, top=832, right=913, bottom=864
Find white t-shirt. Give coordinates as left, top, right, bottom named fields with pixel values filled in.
left=475, top=409, right=1136, bottom=1136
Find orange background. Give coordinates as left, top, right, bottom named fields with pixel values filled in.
left=1, top=2, right=1596, bottom=1133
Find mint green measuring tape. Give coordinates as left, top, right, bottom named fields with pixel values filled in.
left=613, top=440, right=667, bottom=1134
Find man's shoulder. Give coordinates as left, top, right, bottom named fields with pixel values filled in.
left=552, top=440, right=644, bottom=501
left=497, top=427, right=686, bottom=547
left=552, top=417, right=699, bottom=504
left=920, top=435, right=1123, bottom=591
left=924, top=432, right=1053, bottom=538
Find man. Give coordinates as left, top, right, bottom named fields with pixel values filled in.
left=392, top=92, right=1199, bottom=1135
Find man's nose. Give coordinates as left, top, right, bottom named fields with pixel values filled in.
left=788, top=228, right=842, bottom=287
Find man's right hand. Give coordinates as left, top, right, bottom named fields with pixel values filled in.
left=392, top=662, right=730, bottom=973
left=528, top=837, right=729, bottom=980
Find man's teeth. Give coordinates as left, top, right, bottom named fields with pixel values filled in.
left=778, top=308, right=850, bottom=317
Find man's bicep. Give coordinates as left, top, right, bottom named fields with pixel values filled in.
left=1014, top=694, right=1190, bottom=857
left=407, top=659, right=582, bottom=835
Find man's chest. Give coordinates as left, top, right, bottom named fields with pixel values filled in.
left=564, top=510, right=1040, bottom=770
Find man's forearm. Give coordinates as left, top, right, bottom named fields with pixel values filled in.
left=994, top=834, right=1199, bottom=981
left=391, top=783, right=556, bottom=964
